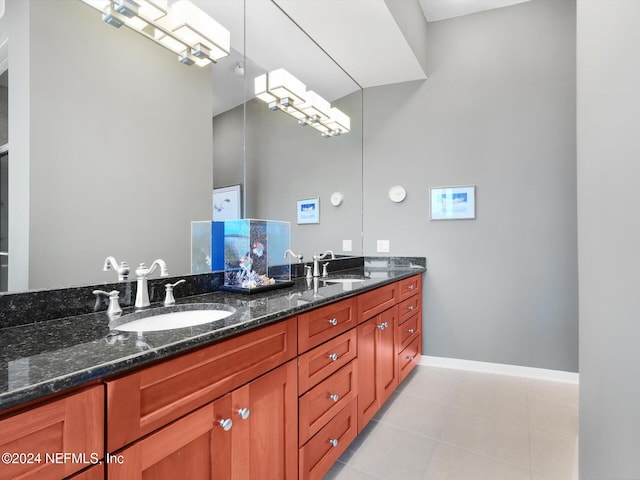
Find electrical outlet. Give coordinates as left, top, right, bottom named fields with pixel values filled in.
left=377, top=240, right=390, bottom=253
left=343, top=239, right=352, bottom=252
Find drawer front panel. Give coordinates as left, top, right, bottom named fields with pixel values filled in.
left=299, top=361, right=357, bottom=446
left=398, top=336, right=421, bottom=384
left=357, top=284, right=397, bottom=323
left=398, top=274, right=422, bottom=302
left=298, top=298, right=357, bottom=353
left=398, top=294, right=421, bottom=325
left=298, top=329, right=357, bottom=394
left=0, top=386, right=104, bottom=480
left=299, top=398, right=358, bottom=480
left=106, top=317, right=297, bottom=451
left=398, top=313, right=421, bottom=351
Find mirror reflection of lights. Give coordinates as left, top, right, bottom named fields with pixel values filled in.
left=254, top=68, right=350, bottom=138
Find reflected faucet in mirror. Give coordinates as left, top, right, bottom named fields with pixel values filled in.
left=284, top=249, right=303, bottom=263
left=312, top=250, right=335, bottom=277
left=135, top=259, right=169, bottom=309
left=103, top=256, right=130, bottom=281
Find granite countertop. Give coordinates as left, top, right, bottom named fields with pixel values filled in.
left=0, top=264, right=425, bottom=413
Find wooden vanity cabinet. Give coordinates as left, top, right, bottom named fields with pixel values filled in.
left=396, top=275, right=422, bottom=383
left=357, top=305, right=398, bottom=432
left=106, top=317, right=297, bottom=452
left=0, top=386, right=104, bottom=480
left=108, top=361, right=298, bottom=480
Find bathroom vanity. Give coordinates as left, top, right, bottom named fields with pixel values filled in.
left=0, top=259, right=424, bottom=480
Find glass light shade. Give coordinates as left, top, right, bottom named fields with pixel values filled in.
left=80, top=0, right=111, bottom=12
left=170, top=0, right=230, bottom=61
left=255, top=74, right=277, bottom=103
left=137, top=0, right=167, bottom=22
left=124, top=15, right=148, bottom=31
left=268, top=69, right=306, bottom=105
left=326, top=107, right=351, bottom=133
left=300, top=91, right=332, bottom=122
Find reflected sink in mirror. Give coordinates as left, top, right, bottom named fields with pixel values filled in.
left=109, top=303, right=236, bottom=332
left=321, top=277, right=368, bottom=285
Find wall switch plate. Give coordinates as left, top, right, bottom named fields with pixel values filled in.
left=343, top=239, right=352, bottom=252
left=377, top=240, right=390, bottom=253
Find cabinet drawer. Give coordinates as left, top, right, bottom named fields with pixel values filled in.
left=398, top=336, right=421, bottom=384
left=398, top=274, right=422, bottom=302
left=298, top=329, right=357, bottom=394
left=356, top=283, right=397, bottom=322
left=398, top=294, right=421, bottom=325
left=106, top=317, right=297, bottom=451
left=299, top=398, right=358, bottom=480
left=298, top=298, right=356, bottom=353
left=67, top=464, right=104, bottom=480
left=0, top=386, right=104, bottom=480
left=299, top=361, right=357, bottom=446
left=397, top=313, right=421, bottom=351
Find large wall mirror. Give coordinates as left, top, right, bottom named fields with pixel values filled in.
left=0, top=0, right=362, bottom=293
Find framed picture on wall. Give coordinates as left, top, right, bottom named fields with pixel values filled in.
left=213, top=184, right=242, bottom=220
left=430, top=185, right=476, bottom=220
left=297, top=198, right=320, bottom=224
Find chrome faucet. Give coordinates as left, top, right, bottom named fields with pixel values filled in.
left=312, top=250, right=335, bottom=277
left=284, top=249, right=303, bottom=263
left=135, top=259, right=169, bottom=308
left=103, top=256, right=130, bottom=281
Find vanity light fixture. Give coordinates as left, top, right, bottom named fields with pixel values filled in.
left=79, top=0, right=230, bottom=67
left=254, top=68, right=350, bottom=138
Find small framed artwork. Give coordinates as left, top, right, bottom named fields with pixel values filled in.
left=213, top=184, right=242, bottom=220
left=297, top=197, right=320, bottom=224
left=430, top=185, right=476, bottom=220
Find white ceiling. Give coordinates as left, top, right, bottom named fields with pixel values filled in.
left=192, top=0, right=531, bottom=116
left=419, top=0, right=531, bottom=22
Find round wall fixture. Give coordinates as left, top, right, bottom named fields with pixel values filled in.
left=330, top=192, right=344, bottom=207
left=388, top=185, right=407, bottom=203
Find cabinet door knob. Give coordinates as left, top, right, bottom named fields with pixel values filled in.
left=327, top=353, right=339, bottom=362
left=236, top=408, right=251, bottom=420
left=407, top=355, right=415, bottom=361
left=376, top=323, right=385, bottom=330
left=408, top=285, right=415, bottom=290
left=329, top=438, right=339, bottom=448
left=328, top=394, right=340, bottom=402
left=328, top=317, right=338, bottom=326
left=408, top=328, right=415, bottom=334
left=408, top=305, right=415, bottom=311
left=218, top=418, right=233, bottom=431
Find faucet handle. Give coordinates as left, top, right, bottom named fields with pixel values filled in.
left=322, top=263, right=329, bottom=277
left=93, top=290, right=122, bottom=318
left=164, top=279, right=186, bottom=306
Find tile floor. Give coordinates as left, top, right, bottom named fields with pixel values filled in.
left=325, top=365, right=579, bottom=480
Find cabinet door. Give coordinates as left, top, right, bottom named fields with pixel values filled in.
left=0, top=386, right=103, bottom=480
left=356, top=307, right=398, bottom=432
left=213, top=361, right=298, bottom=480
left=108, top=404, right=218, bottom=480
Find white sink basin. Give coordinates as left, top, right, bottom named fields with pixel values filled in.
left=110, top=304, right=236, bottom=332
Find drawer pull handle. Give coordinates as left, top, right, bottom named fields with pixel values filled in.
left=218, top=418, right=233, bottom=431
left=328, top=394, right=340, bottom=402
left=328, top=317, right=338, bottom=326
left=407, top=355, right=415, bottom=361
left=376, top=321, right=389, bottom=330
left=408, top=285, right=415, bottom=290
left=236, top=408, right=251, bottom=420
left=329, top=438, right=339, bottom=448
left=408, top=328, right=415, bottom=334
left=408, top=305, right=415, bottom=311
left=328, top=353, right=339, bottom=362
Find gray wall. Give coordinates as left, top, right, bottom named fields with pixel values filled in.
left=213, top=91, right=364, bottom=258
left=363, top=0, right=578, bottom=372
left=8, top=0, right=213, bottom=289
left=578, top=1, right=640, bottom=476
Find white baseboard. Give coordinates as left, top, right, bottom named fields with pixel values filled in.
left=419, top=355, right=579, bottom=384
